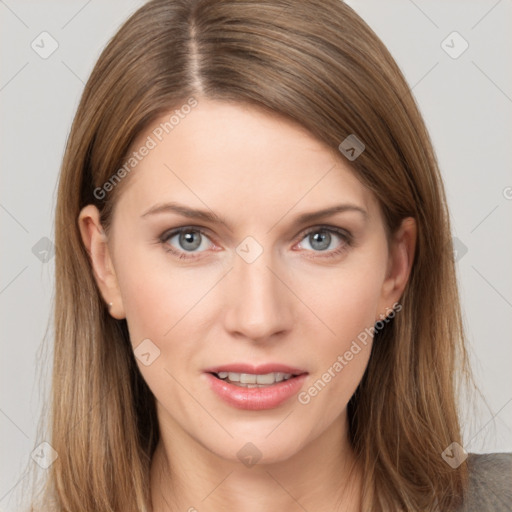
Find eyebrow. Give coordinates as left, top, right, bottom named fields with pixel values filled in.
left=140, top=201, right=367, bottom=229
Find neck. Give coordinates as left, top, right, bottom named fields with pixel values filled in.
left=149, top=412, right=362, bottom=512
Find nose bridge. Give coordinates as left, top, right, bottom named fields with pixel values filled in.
left=223, top=238, right=292, bottom=340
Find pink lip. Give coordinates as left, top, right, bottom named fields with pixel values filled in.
left=203, top=363, right=308, bottom=410
left=203, top=363, right=307, bottom=375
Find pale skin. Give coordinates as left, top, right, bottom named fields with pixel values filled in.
left=79, top=98, right=416, bottom=511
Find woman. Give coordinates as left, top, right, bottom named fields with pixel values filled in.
left=26, top=0, right=511, bottom=510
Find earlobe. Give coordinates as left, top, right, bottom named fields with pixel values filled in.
left=78, top=205, right=126, bottom=319
left=377, top=217, right=417, bottom=319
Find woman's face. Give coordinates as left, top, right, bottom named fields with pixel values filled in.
left=80, top=98, right=414, bottom=466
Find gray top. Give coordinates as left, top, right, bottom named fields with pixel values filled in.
left=458, top=452, right=512, bottom=511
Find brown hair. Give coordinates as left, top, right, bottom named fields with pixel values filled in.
left=26, top=0, right=472, bottom=510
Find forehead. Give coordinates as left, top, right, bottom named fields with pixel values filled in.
left=115, top=99, right=377, bottom=223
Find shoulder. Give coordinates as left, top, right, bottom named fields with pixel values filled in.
left=457, top=452, right=512, bottom=512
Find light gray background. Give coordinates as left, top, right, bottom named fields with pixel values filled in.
left=1, top=1, right=511, bottom=510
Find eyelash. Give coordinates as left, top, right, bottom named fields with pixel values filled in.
left=159, top=225, right=353, bottom=261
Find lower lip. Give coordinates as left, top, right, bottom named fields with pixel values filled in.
left=204, top=373, right=308, bottom=410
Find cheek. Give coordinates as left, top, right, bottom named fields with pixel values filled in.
left=297, top=252, right=387, bottom=340
left=115, top=245, right=212, bottom=346
left=114, top=250, right=212, bottom=402
left=294, top=280, right=376, bottom=431
left=300, top=268, right=380, bottom=370
left=293, top=247, right=387, bottom=414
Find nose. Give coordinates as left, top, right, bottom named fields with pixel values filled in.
left=222, top=247, right=294, bottom=343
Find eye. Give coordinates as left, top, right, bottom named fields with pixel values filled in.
left=159, top=224, right=353, bottom=261
left=160, top=227, right=215, bottom=260
left=295, top=225, right=352, bottom=258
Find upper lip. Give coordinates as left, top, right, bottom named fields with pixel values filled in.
left=204, top=363, right=308, bottom=375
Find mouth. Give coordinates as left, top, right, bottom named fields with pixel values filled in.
left=209, top=371, right=301, bottom=388
left=203, top=363, right=308, bottom=410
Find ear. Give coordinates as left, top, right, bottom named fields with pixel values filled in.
left=78, top=205, right=126, bottom=319
left=376, top=217, right=416, bottom=320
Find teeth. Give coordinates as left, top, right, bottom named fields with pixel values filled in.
left=240, top=373, right=257, bottom=384
left=228, top=372, right=240, bottom=382
left=256, top=373, right=277, bottom=385
left=216, top=371, right=295, bottom=386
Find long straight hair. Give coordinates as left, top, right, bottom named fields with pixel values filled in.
left=27, top=0, right=471, bottom=510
